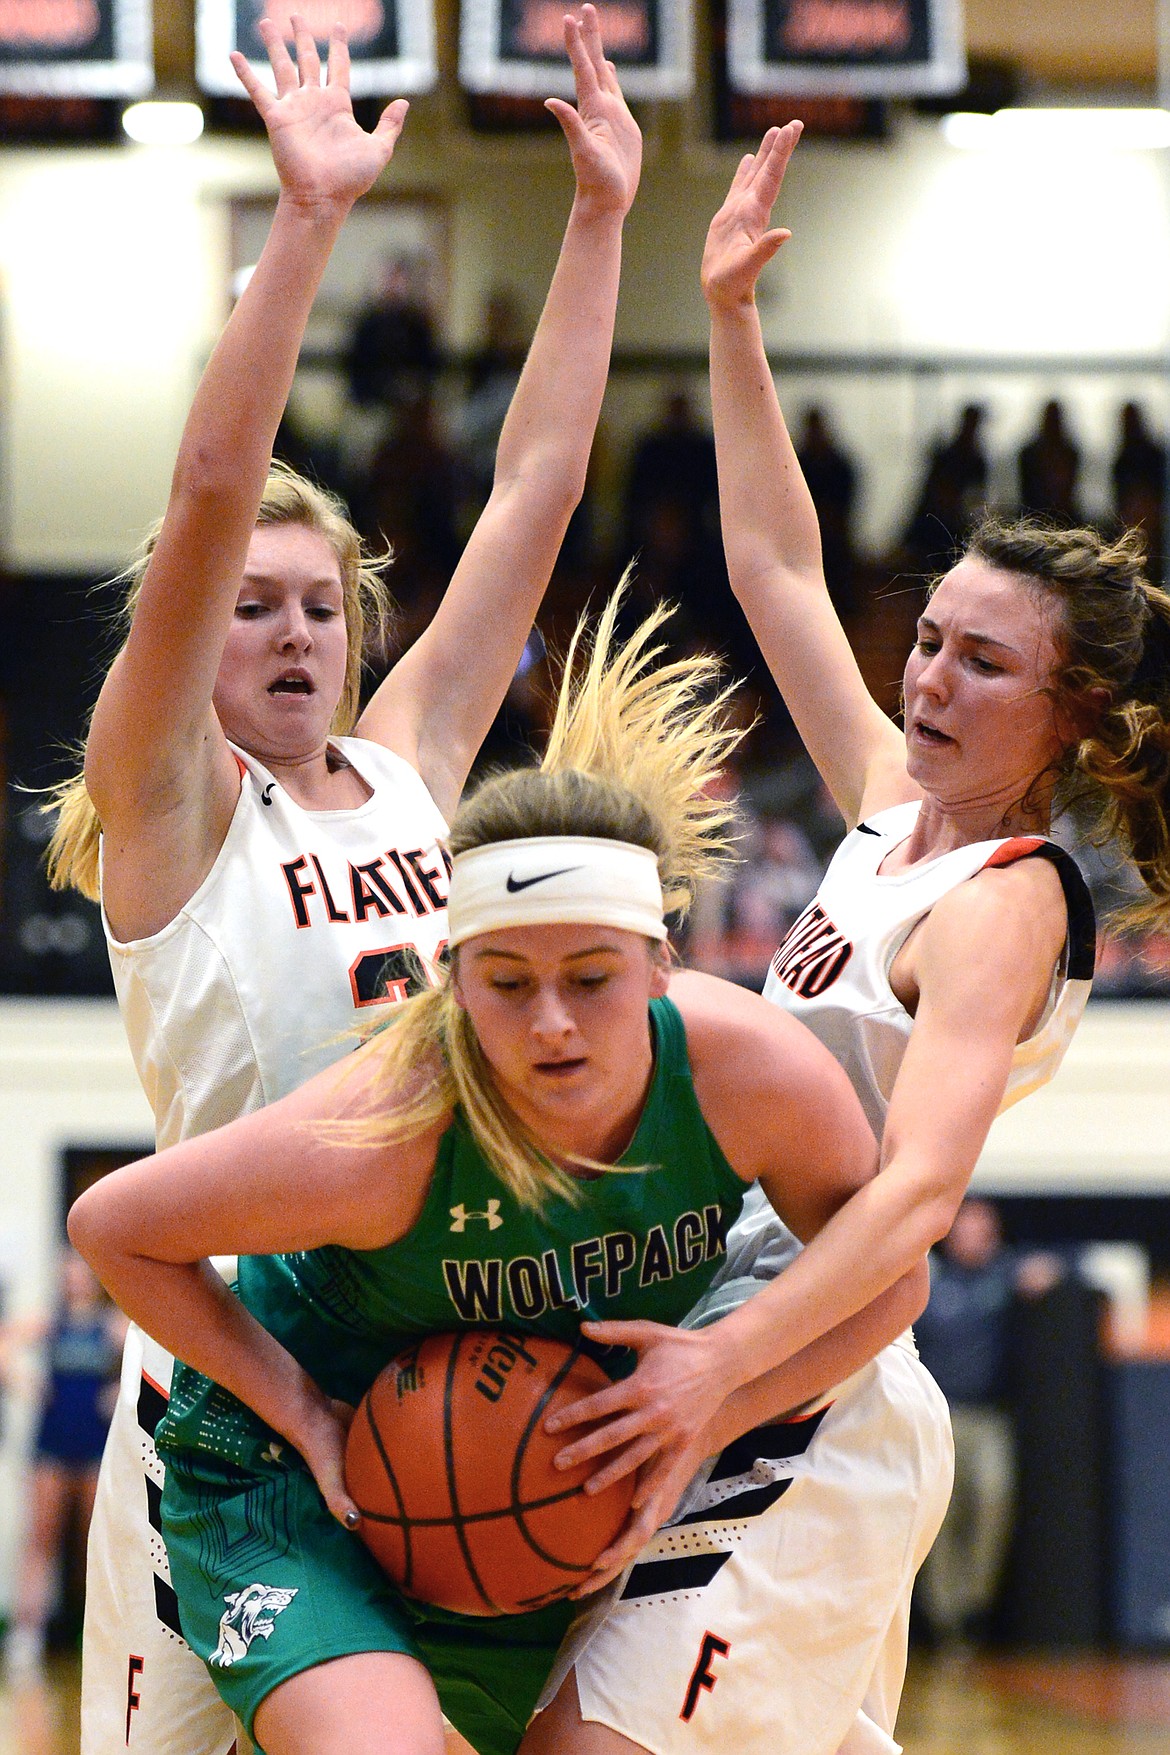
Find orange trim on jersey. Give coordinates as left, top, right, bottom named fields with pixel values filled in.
left=142, top=1370, right=169, bottom=1403
left=781, top=1400, right=833, bottom=1424
left=233, top=753, right=247, bottom=781
left=982, top=836, right=1046, bottom=869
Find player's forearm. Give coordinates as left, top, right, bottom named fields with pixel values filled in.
left=386, top=200, right=626, bottom=801
left=704, top=1165, right=949, bottom=1396
left=704, top=1260, right=928, bottom=1446
left=169, top=194, right=347, bottom=515
left=492, top=200, right=624, bottom=498
left=65, top=1217, right=329, bottom=1452
left=709, top=301, right=824, bottom=592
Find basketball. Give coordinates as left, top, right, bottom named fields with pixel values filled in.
left=344, top=1329, right=637, bottom=1616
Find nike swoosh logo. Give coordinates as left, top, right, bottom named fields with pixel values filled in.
left=505, top=866, right=583, bottom=893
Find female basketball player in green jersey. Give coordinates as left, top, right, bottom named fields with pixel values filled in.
left=69, top=595, right=934, bottom=1755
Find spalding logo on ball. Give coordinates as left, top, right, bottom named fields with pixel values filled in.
left=345, top=1329, right=636, bottom=1616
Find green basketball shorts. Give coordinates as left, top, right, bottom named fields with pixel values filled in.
left=161, top=1448, right=575, bottom=1755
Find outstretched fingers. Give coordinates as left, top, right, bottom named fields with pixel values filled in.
left=562, top=11, right=592, bottom=89
left=545, top=94, right=585, bottom=150
left=373, top=96, right=410, bottom=148
left=291, top=12, right=323, bottom=88
left=753, top=118, right=803, bottom=206
left=257, top=15, right=300, bottom=96
left=577, top=3, right=618, bottom=94
left=230, top=47, right=272, bottom=116
left=325, top=19, right=351, bottom=88
left=736, top=128, right=779, bottom=190
left=545, top=1374, right=628, bottom=1437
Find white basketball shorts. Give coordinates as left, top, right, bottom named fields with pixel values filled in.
left=537, top=1340, right=953, bottom=1755
left=81, top=1324, right=240, bottom=1755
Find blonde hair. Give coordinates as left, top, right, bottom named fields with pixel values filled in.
left=342, top=589, right=745, bottom=1211
left=43, top=463, right=393, bottom=902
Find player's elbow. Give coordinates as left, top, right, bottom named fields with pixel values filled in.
left=909, top=1179, right=966, bottom=1263
left=826, top=1110, right=881, bottom=1214
left=899, top=1258, right=931, bottom=1327
left=788, top=1126, right=878, bottom=1242
left=493, top=450, right=586, bottom=521
left=67, top=1183, right=118, bottom=1285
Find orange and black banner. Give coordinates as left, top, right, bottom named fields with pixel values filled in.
left=727, top=0, right=964, bottom=96
left=0, top=0, right=149, bottom=94
left=460, top=0, right=693, bottom=100
left=196, top=0, right=436, bottom=97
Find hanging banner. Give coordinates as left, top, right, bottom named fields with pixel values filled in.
left=460, top=0, right=693, bottom=101
left=0, top=0, right=149, bottom=95
left=197, top=0, right=436, bottom=97
left=727, top=0, right=965, bottom=97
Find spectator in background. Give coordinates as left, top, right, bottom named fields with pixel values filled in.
left=447, top=286, right=607, bottom=587
left=1018, top=398, right=1082, bottom=525
left=620, top=387, right=720, bottom=610
left=900, top=403, right=990, bottom=573
left=620, top=388, right=764, bottom=672
left=453, top=286, right=529, bottom=519
left=622, top=386, right=719, bottom=562
left=1112, top=401, right=1166, bottom=586
left=935, top=402, right=990, bottom=513
left=796, top=405, right=859, bottom=618
left=351, top=390, right=463, bottom=634
left=341, top=253, right=442, bottom=498
left=1, top=1249, right=125, bottom=1679
left=688, top=796, right=824, bottom=990
left=344, top=251, right=440, bottom=417
left=914, top=1198, right=1062, bottom=1648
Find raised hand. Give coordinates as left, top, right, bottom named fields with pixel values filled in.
left=701, top=120, right=802, bottom=312
left=546, top=4, right=642, bottom=218
left=231, top=15, right=408, bottom=213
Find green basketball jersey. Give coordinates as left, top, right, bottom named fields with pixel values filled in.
left=158, top=996, right=746, bottom=1469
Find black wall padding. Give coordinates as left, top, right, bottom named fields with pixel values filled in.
left=1108, top=1361, right=1170, bottom=1649
left=1006, top=1278, right=1108, bottom=1646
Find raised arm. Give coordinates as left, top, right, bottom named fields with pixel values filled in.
left=703, top=126, right=910, bottom=827
left=86, top=19, right=407, bottom=917
left=357, top=5, right=641, bottom=820
left=67, top=1046, right=441, bottom=1523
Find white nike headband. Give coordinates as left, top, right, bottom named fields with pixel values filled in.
left=446, top=836, right=667, bottom=948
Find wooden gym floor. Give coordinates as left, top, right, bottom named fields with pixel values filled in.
left=2, top=1651, right=1169, bottom=1754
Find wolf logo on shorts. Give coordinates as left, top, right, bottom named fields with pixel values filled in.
left=210, top=1584, right=298, bottom=1668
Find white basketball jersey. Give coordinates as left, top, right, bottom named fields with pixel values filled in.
left=762, top=800, right=1096, bottom=1136
left=103, top=736, right=450, bottom=1148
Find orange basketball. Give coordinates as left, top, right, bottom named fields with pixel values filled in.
left=344, top=1329, right=635, bottom=1616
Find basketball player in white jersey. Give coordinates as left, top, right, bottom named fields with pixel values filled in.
left=520, top=121, right=1170, bottom=1755
left=45, top=12, right=642, bottom=1752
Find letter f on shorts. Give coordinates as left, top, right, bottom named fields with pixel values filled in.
left=680, top=1632, right=730, bottom=1721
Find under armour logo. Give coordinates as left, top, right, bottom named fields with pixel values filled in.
left=261, top=782, right=276, bottom=806
left=450, top=1200, right=503, bottom=1232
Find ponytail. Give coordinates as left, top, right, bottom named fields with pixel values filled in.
left=966, top=516, right=1170, bottom=926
